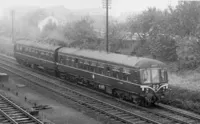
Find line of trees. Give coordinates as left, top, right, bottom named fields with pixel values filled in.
left=1, top=1, right=200, bottom=70
left=126, top=1, right=200, bottom=70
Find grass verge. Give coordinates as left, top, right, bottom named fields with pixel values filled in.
left=161, top=85, right=200, bottom=114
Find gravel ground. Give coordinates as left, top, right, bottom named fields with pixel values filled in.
left=0, top=75, right=102, bottom=124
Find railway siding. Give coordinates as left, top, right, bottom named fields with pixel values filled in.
left=0, top=93, right=43, bottom=124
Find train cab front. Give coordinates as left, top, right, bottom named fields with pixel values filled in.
left=139, top=68, right=168, bottom=106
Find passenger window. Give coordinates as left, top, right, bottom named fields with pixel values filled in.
left=67, top=57, right=71, bottom=66
left=99, top=67, right=104, bottom=74
left=64, top=56, right=67, bottom=64
left=65, top=57, right=68, bottom=65
left=122, top=73, right=128, bottom=81
left=73, top=58, right=77, bottom=67
left=78, top=60, right=83, bottom=68
left=88, top=65, right=92, bottom=71
left=71, top=58, right=74, bottom=66
left=112, top=67, right=120, bottom=78
left=91, top=62, right=96, bottom=72
left=59, top=55, right=62, bottom=63
left=112, top=71, right=119, bottom=78
left=84, top=61, right=89, bottom=70
left=100, top=63, right=105, bottom=74
left=59, top=56, right=61, bottom=62
left=160, top=70, right=167, bottom=82
left=75, top=58, right=78, bottom=63
left=92, top=66, right=95, bottom=72
left=107, top=67, right=111, bottom=76
left=75, top=58, right=79, bottom=68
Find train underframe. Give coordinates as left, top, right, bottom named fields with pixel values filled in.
left=16, top=58, right=160, bottom=107
left=58, top=71, right=157, bottom=107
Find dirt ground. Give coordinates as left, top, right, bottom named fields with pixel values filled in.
left=0, top=76, right=102, bottom=124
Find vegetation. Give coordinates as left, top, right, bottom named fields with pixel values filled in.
left=162, top=86, right=200, bottom=114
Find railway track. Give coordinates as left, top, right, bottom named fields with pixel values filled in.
left=0, top=92, right=43, bottom=124
left=0, top=54, right=200, bottom=124
left=0, top=56, right=159, bottom=124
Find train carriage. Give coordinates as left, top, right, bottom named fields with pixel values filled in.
left=14, top=40, right=61, bottom=74
left=14, top=40, right=169, bottom=106
left=57, top=47, right=168, bottom=106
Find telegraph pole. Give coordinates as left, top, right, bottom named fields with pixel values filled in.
left=102, top=0, right=111, bottom=53
left=11, top=10, right=15, bottom=44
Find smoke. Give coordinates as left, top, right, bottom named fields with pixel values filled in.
left=38, top=16, right=59, bottom=32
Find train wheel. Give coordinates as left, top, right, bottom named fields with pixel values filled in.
left=142, top=97, right=152, bottom=107
left=134, top=98, right=142, bottom=106
left=119, top=94, right=126, bottom=100
left=112, top=90, right=119, bottom=98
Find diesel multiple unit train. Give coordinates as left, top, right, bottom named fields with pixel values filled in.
left=14, top=40, right=169, bottom=106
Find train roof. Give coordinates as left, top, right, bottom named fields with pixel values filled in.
left=16, top=40, right=61, bottom=51
left=59, top=47, right=166, bottom=69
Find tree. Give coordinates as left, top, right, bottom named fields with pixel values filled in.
left=169, top=1, right=200, bottom=36
left=176, top=36, right=200, bottom=69
left=126, top=7, right=179, bottom=60
left=149, top=34, right=177, bottom=61
left=127, top=8, right=165, bottom=40
left=63, top=16, right=98, bottom=48
left=108, top=20, right=128, bottom=52
left=127, top=8, right=167, bottom=57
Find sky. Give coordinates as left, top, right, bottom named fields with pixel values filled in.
left=0, top=0, right=179, bottom=17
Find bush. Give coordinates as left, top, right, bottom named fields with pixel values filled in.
left=148, top=34, right=177, bottom=61
left=162, top=86, right=200, bottom=114
left=135, top=34, right=178, bottom=61
left=176, top=36, right=200, bottom=70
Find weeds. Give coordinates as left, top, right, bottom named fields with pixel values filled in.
left=162, top=86, right=200, bottom=114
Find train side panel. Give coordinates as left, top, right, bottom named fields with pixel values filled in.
left=57, top=61, right=142, bottom=95
left=15, top=52, right=55, bottom=69
left=14, top=42, right=60, bottom=73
